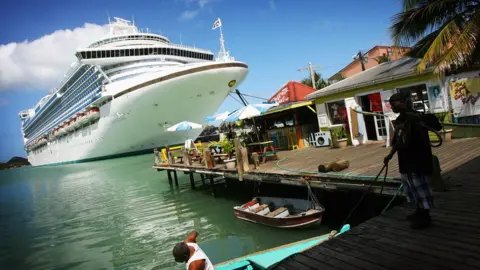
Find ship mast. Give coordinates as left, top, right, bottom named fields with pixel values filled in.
left=213, top=18, right=233, bottom=62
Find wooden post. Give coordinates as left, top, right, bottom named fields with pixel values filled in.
left=200, top=174, right=206, bottom=185
left=154, top=148, right=160, bottom=165
left=183, top=149, right=191, bottom=166
left=173, top=170, right=179, bottom=186
left=251, top=153, right=260, bottom=169
left=167, top=170, right=173, bottom=185
left=210, top=175, right=216, bottom=197
left=167, top=146, right=174, bottom=165
left=189, top=173, right=196, bottom=189
left=240, top=147, right=249, bottom=172
left=203, top=143, right=214, bottom=168
left=234, top=138, right=244, bottom=181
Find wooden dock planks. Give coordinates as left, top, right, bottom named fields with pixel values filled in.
left=153, top=138, right=480, bottom=195
left=272, top=153, right=480, bottom=270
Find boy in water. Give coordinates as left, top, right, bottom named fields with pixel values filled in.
left=172, top=231, right=214, bottom=270
left=384, top=92, right=442, bottom=229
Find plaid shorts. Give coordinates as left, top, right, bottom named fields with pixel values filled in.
left=401, top=173, right=434, bottom=209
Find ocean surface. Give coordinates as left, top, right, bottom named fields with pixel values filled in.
left=0, top=154, right=329, bottom=270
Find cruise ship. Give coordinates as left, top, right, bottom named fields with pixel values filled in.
left=19, top=17, right=248, bottom=166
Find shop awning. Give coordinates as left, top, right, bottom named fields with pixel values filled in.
left=262, top=100, right=315, bottom=116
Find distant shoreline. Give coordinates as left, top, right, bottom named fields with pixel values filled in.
left=0, top=157, right=30, bottom=170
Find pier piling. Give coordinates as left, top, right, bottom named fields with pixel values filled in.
left=209, top=175, right=216, bottom=197
left=167, top=170, right=173, bottom=185
left=173, top=170, right=179, bottom=186
left=189, top=173, right=196, bottom=189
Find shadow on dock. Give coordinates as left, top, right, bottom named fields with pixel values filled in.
left=271, top=155, right=480, bottom=270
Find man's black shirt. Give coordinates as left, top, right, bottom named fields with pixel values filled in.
left=392, top=111, right=442, bottom=174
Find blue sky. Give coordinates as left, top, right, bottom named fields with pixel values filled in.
left=0, top=0, right=402, bottom=161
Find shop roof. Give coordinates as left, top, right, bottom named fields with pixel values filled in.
left=262, top=100, right=314, bottom=116
left=307, top=58, right=427, bottom=99
left=268, top=81, right=317, bottom=105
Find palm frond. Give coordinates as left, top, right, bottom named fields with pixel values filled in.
left=406, top=28, right=441, bottom=58
left=415, top=18, right=463, bottom=72
left=430, top=11, right=480, bottom=73
left=390, top=0, right=471, bottom=47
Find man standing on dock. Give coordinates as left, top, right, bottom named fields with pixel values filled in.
left=384, top=92, right=442, bottom=229
left=172, top=231, right=214, bottom=270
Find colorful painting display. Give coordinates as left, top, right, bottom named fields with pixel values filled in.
left=449, top=77, right=480, bottom=117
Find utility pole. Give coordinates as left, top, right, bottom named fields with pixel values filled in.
left=298, top=62, right=322, bottom=89
left=356, top=50, right=367, bottom=71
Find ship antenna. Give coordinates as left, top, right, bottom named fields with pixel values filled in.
left=212, top=18, right=230, bottom=61
left=107, top=11, right=111, bottom=24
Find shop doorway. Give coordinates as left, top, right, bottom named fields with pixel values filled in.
left=358, top=93, right=387, bottom=141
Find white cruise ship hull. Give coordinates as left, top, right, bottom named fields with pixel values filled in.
left=27, top=62, right=248, bottom=166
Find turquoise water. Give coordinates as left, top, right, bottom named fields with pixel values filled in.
left=0, top=154, right=329, bottom=269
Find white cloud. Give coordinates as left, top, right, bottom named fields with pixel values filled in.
left=179, top=10, right=200, bottom=21
left=0, top=23, right=109, bottom=92
left=269, top=0, right=276, bottom=10
left=178, top=0, right=215, bottom=21
left=198, top=0, right=210, bottom=8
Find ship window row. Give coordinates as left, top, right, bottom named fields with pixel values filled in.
left=27, top=86, right=101, bottom=142
left=88, top=35, right=169, bottom=48
left=28, top=81, right=101, bottom=136
left=25, top=79, right=102, bottom=136
left=24, top=67, right=94, bottom=129
left=105, top=59, right=172, bottom=72
left=108, top=63, right=168, bottom=77
left=56, top=65, right=89, bottom=94
left=77, top=47, right=214, bottom=61
left=24, top=70, right=99, bottom=132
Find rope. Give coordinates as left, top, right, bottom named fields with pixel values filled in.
left=352, top=109, right=443, bottom=148
left=340, top=163, right=389, bottom=227
left=239, top=93, right=269, bottom=101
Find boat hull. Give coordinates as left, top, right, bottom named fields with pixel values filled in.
left=27, top=62, right=248, bottom=166
left=234, top=209, right=322, bottom=228
left=233, top=197, right=324, bottom=229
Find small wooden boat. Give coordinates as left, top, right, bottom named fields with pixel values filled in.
left=233, top=196, right=325, bottom=228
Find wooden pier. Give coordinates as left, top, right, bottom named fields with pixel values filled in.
left=154, top=138, right=480, bottom=196
left=272, top=153, right=480, bottom=269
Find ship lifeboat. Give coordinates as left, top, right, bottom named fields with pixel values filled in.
left=86, top=108, right=100, bottom=122
left=65, top=119, right=74, bottom=132
left=53, top=127, right=60, bottom=138
left=76, top=112, right=87, bottom=126
left=72, top=115, right=81, bottom=129
left=58, top=124, right=66, bottom=136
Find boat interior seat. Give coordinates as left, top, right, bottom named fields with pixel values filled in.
left=266, top=207, right=289, bottom=217
left=252, top=204, right=269, bottom=214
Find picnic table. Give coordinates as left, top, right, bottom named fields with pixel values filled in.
left=247, top=141, right=279, bottom=164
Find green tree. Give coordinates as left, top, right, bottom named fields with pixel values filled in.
left=300, top=71, right=329, bottom=89
left=374, top=54, right=390, bottom=64
left=390, top=0, right=480, bottom=74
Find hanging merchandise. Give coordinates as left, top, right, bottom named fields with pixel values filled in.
left=369, top=93, right=383, bottom=112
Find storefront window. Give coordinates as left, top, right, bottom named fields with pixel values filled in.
left=398, top=84, right=429, bottom=113
left=326, top=100, right=346, bottom=125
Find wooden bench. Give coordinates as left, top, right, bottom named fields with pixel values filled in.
left=252, top=204, right=269, bottom=213
left=266, top=207, right=288, bottom=217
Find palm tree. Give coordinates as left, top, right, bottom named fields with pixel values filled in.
left=300, top=71, right=329, bottom=89
left=374, top=54, right=390, bottom=64
left=390, top=0, right=480, bottom=74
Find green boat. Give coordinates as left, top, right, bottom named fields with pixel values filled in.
left=214, top=224, right=350, bottom=270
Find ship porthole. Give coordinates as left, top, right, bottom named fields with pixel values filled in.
left=228, top=80, right=236, bottom=87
